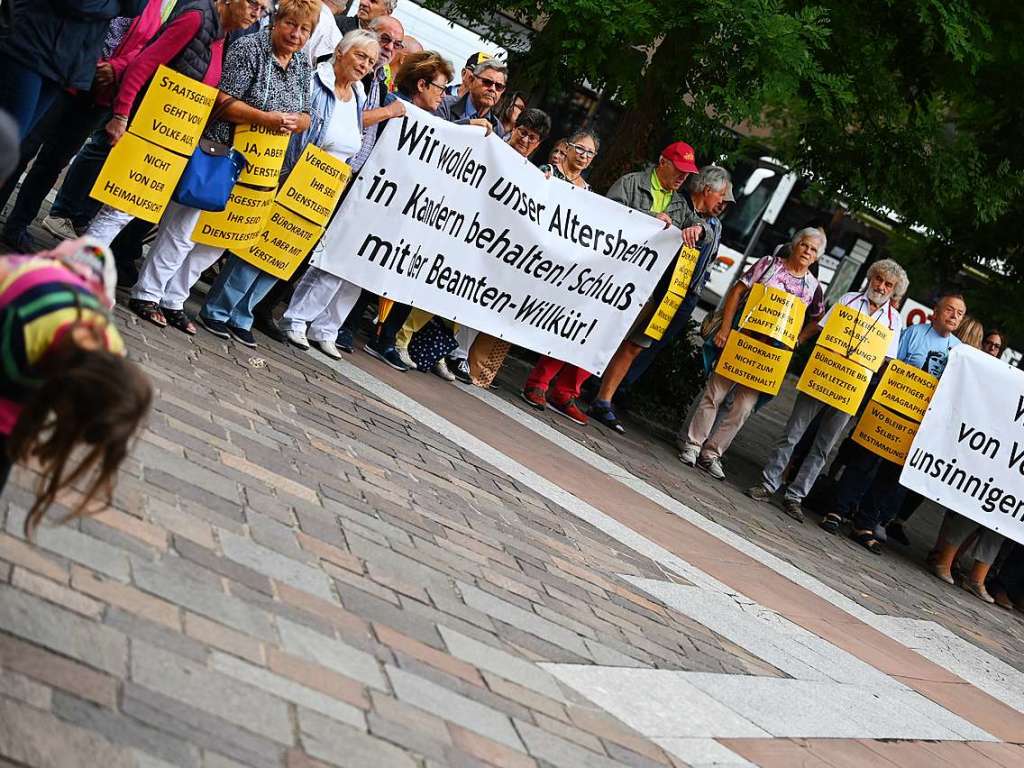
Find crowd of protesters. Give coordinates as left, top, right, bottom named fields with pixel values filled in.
left=0, top=0, right=1022, bottom=613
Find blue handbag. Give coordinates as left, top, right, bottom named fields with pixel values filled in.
left=172, top=98, right=248, bottom=211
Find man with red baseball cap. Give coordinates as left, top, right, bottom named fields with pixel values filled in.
left=587, top=141, right=714, bottom=432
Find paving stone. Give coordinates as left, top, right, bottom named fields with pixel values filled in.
left=132, top=559, right=276, bottom=641
left=439, top=626, right=566, bottom=701
left=276, top=616, right=387, bottom=690
left=336, top=582, right=444, bottom=648
left=212, top=651, right=367, bottom=729
left=121, top=684, right=284, bottom=768
left=0, top=585, right=127, bottom=675
left=72, top=566, right=180, bottom=628
left=53, top=692, right=200, bottom=768
left=514, top=721, right=621, bottom=768
left=131, top=642, right=293, bottom=744
left=0, top=532, right=68, bottom=582
left=172, top=536, right=274, bottom=596
left=0, top=697, right=133, bottom=768
left=247, top=515, right=308, bottom=561
left=183, top=613, right=264, bottom=665
left=457, top=582, right=592, bottom=659
left=387, top=664, right=525, bottom=751
left=11, top=566, right=104, bottom=618
left=104, top=609, right=208, bottom=664
left=220, top=531, right=334, bottom=600
left=0, top=667, right=52, bottom=709
left=298, top=709, right=418, bottom=768
left=0, top=632, right=118, bottom=707
left=375, top=623, right=484, bottom=686
left=6, top=509, right=131, bottom=581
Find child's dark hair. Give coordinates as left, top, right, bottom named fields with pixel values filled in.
left=7, top=330, right=152, bottom=536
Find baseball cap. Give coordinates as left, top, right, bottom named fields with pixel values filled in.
left=464, top=52, right=492, bottom=69
left=661, top=141, right=698, bottom=174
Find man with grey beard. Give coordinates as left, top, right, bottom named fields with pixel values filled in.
left=747, top=259, right=909, bottom=523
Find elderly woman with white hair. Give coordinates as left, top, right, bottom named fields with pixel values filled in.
left=275, top=28, right=385, bottom=358
left=679, top=227, right=829, bottom=481
left=750, top=256, right=908, bottom=522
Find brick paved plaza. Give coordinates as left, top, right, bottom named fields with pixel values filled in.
left=1, top=286, right=1023, bottom=767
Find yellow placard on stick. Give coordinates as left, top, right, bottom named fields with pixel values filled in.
left=715, top=331, right=792, bottom=395
left=871, top=359, right=938, bottom=422
left=276, top=144, right=352, bottom=226
left=817, top=304, right=894, bottom=372
left=241, top=203, right=323, bottom=279
left=796, top=345, right=872, bottom=415
left=191, top=184, right=276, bottom=249
left=667, top=245, right=701, bottom=297
left=129, top=65, right=217, bottom=156
left=643, top=291, right=682, bottom=341
left=852, top=401, right=919, bottom=464
left=234, top=123, right=291, bottom=187
left=89, top=132, right=188, bottom=222
left=739, top=284, right=807, bottom=349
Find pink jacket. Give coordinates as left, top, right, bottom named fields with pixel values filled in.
left=94, top=0, right=169, bottom=106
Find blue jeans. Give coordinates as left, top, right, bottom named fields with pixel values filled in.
left=51, top=122, right=112, bottom=229
left=0, top=56, right=62, bottom=139
left=201, top=255, right=279, bottom=330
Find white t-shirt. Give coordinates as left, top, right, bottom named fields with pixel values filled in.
left=818, top=290, right=903, bottom=359
left=321, top=91, right=362, bottom=162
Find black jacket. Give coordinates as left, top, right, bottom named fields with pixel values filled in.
left=4, top=0, right=147, bottom=90
left=334, top=14, right=359, bottom=35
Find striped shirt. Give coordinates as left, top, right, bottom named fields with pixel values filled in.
left=0, top=258, right=125, bottom=435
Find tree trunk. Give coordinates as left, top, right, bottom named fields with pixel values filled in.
left=589, top=34, right=695, bottom=192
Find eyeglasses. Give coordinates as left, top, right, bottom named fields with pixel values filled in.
left=425, top=80, right=448, bottom=92
left=246, top=0, right=268, bottom=17
left=378, top=33, right=405, bottom=50
left=982, top=340, right=1003, bottom=351
left=475, top=75, right=506, bottom=92
left=567, top=142, right=596, bottom=159
left=514, top=128, right=542, bottom=145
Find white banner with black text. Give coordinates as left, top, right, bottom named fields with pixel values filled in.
left=901, top=345, right=1024, bottom=545
left=310, top=106, right=682, bottom=374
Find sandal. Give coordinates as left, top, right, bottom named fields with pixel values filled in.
left=128, top=299, right=167, bottom=328
left=589, top=402, right=624, bottom=434
left=161, top=308, right=197, bottom=336
left=850, top=530, right=883, bottom=555
left=819, top=512, right=842, bottom=535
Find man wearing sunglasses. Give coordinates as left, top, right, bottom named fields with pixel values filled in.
left=435, top=59, right=508, bottom=137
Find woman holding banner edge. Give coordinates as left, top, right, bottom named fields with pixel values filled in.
left=199, top=27, right=381, bottom=348
left=679, top=228, right=827, bottom=481
left=122, top=0, right=316, bottom=335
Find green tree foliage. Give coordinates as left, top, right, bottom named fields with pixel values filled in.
left=435, top=0, right=1024, bottom=337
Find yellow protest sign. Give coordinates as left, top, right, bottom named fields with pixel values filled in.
left=241, top=204, right=323, bottom=279
left=190, top=184, right=276, bottom=249
left=739, top=284, right=806, bottom=349
left=715, top=331, right=792, bottom=395
left=89, top=132, right=188, bottom=222
left=644, top=291, right=682, bottom=341
left=796, top=345, right=872, bottom=415
left=871, top=359, right=938, bottom=422
left=128, top=65, right=217, bottom=156
left=667, top=245, right=701, bottom=297
left=276, top=144, right=352, bottom=226
left=852, top=401, right=919, bottom=464
left=817, top=304, right=894, bottom=372
left=234, top=123, right=290, bottom=187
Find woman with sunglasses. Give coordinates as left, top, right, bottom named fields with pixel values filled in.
left=521, top=129, right=600, bottom=423
left=0, top=239, right=152, bottom=538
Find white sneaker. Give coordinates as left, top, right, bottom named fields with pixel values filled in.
left=678, top=443, right=700, bottom=466
left=41, top=214, right=79, bottom=241
left=697, top=455, right=726, bottom=481
left=432, top=358, right=456, bottom=381
left=284, top=330, right=310, bottom=350
left=311, top=339, right=342, bottom=360
left=396, top=346, right=417, bottom=370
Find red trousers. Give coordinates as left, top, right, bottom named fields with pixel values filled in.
left=525, top=356, right=591, bottom=404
